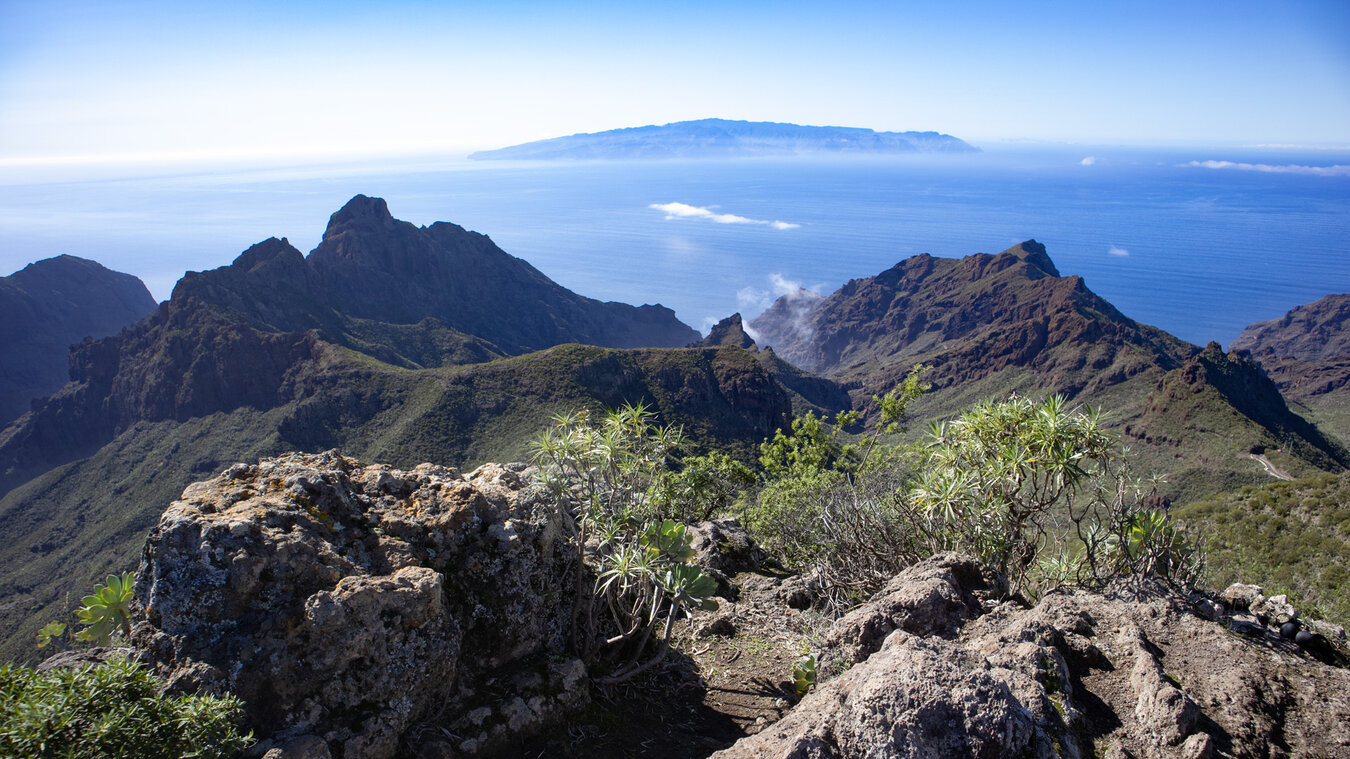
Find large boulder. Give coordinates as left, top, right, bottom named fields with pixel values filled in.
left=714, top=555, right=1350, bottom=759
left=132, top=451, right=584, bottom=759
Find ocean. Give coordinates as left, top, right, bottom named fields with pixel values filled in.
left=1, top=145, right=1347, bottom=346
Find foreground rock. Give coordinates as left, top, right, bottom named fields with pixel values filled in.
left=133, top=451, right=582, bottom=759
left=714, top=554, right=1350, bottom=759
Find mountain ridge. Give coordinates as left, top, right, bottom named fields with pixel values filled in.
left=747, top=240, right=1347, bottom=497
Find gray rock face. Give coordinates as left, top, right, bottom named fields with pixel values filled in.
left=133, top=451, right=583, bottom=759
left=714, top=555, right=1350, bottom=759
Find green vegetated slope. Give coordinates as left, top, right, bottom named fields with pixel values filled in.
left=748, top=241, right=1349, bottom=503
left=1178, top=470, right=1350, bottom=628
left=0, top=340, right=797, bottom=663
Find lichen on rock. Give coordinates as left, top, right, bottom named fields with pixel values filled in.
left=132, top=451, right=583, bottom=759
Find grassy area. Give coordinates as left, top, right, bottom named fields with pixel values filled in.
left=1177, top=471, right=1350, bottom=628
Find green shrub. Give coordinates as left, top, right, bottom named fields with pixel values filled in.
left=0, top=656, right=251, bottom=759
left=531, top=403, right=720, bottom=684
left=744, top=388, right=1204, bottom=602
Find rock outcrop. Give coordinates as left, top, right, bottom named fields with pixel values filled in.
left=714, top=554, right=1350, bottom=759
left=133, top=452, right=584, bottom=759
left=0, top=254, right=156, bottom=426
left=693, top=314, right=758, bottom=350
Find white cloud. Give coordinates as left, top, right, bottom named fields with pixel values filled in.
left=649, top=202, right=799, bottom=230
left=737, top=285, right=772, bottom=312
left=1108, top=245, right=1130, bottom=257
left=1080, top=156, right=1097, bottom=166
left=1182, top=160, right=1350, bottom=177
left=768, top=273, right=818, bottom=299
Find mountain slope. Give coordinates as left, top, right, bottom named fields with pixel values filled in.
left=0, top=255, right=156, bottom=425
left=1232, top=293, right=1350, bottom=362
left=749, top=241, right=1192, bottom=402
left=1230, top=294, right=1350, bottom=448
left=747, top=241, right=1346, bottom=499
left=469, top=118, right=977, bottom=160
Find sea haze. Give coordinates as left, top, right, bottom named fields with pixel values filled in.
left=1, top=145, right=1346, bottom=346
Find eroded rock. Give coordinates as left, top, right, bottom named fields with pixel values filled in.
left=714, top=556, right=1350, bottom=759
left=132, top=451, right=582, bottom=759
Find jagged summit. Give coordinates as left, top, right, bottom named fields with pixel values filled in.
left=693, top=313, right=757, bottom=350
left=172, top=195, right=698, bottom=356
left=747, top=241, right=1172, bottom=387
left=1004, top=238, right=1060, bottom=277
left=325, top=193, right=394, bottom=234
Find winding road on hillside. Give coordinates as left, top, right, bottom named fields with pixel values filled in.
left=1249, top=453, right=1294, bottom=481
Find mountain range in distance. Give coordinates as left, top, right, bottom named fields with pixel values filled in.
left=0, top=195, right=1346, bottom=661
left=469, top=118, right=978, bottom=160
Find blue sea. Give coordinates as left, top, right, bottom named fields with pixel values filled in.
left=1, top=145, right=1347, bottom=346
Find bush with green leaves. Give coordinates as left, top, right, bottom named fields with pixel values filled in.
left=910, top=395, right=1202, bottom=592
left=531, top=403, right=721, bottom=683
left=742, top=384, right=1203, bottom=603
left=740, top=366, right=928, bottom=579
left=0, top=656, right=252, bottom=759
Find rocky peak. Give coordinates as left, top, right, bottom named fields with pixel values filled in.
left=1005, top=238, right=1059, bottom=277
left=693, top=313, right=758, bottom=349
left=747, top=241, right=1185, bottom=389
left=229, top=237, right=305, bottom=273
left=322, top=194, right=395, bottom=238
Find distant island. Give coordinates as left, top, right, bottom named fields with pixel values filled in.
left=468, top=118, right=978, bottom=160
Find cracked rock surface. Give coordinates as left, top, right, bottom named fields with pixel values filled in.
left=712, top=555, right=1350, bottom=759
left=133, top=451, right=582, bottom=759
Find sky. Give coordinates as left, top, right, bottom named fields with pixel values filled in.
left=2, top=0, right=1348, bottom=168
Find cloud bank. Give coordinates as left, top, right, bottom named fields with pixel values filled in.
left=1080, top=156, right=1097, bottom=166
left=650, top=202, right=800, bottom=230
left=1183, top=160, right=1350, bottom=177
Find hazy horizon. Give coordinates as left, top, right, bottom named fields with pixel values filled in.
left=2, top=1, right=1347, bottom=168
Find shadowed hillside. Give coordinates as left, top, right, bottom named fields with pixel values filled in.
left=0, top=255, right=156, bottom=426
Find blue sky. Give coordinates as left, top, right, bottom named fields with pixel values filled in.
left=1, top=0, right=1348, bottom=166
